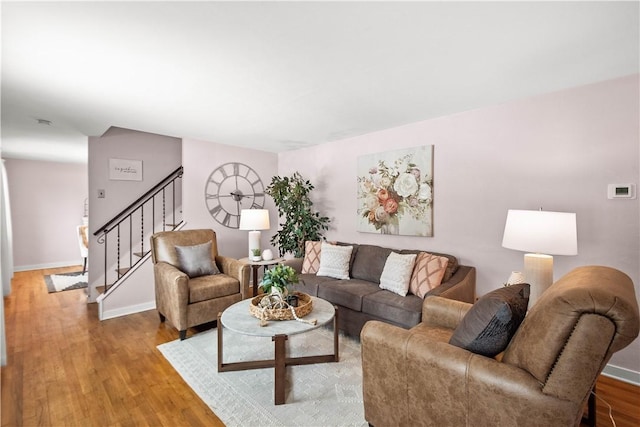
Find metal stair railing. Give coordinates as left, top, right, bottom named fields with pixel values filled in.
left=94, top=166, right=183, bottom=292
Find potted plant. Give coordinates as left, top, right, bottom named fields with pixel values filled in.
left=266, top=172, right=331, bottom=258
left=260, top=264, right=300, bottom=306
left=251, top=248, right=262, bottom=261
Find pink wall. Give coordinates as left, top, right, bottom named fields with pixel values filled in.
left=5, top=158, right=87, bottom=269
left=278, top=75, right=640, bottom=374
left=182, top=138, right=279, bottom=259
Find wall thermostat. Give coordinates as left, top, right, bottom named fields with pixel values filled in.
left=607, top=184, right=636, bottom=199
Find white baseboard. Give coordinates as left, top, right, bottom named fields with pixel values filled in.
left=602, top=364, right=640, bottom=386
left=99, top=301, right=156, bottom=321
left=14, top=261, right=81, bottom=272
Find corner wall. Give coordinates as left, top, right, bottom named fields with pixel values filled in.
left=278, top=75, right=640, bottom=377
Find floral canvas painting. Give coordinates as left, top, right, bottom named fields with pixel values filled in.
left=357, top=145, right=433, bottom=236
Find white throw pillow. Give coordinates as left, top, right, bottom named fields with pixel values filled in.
left=379, top=252, right=417, bottom=296
left=316, top=243, right=353, bottom=280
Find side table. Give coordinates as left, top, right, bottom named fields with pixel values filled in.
left=239, top=257, right=284, bottom=296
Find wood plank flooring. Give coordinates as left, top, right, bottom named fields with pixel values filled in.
left=2, top=267, right=223, bottom=427
left=2, top=267, right=639, bottom=426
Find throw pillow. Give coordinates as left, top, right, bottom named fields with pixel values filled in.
left=449, top=283, right=530, bottom=357
left=316, top=242, right=353, bottom=280
left=175, top=241, right=220, bottom=278
left=409, top=252, right=449, bottom=298
left=379, top=252, right=417, bottom=297
left=301, top=241, right=322, bottom=274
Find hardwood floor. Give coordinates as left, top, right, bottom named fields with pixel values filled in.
left=2, top=267, right=639, bottom=426
left=1, top=267, right=223, bottom=427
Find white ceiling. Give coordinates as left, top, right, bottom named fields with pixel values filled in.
left=2, top=1, right=639, bottom=164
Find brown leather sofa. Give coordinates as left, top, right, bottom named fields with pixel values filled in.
left=361, top=265, right=640, bottom=427
left=287, top=243, right=476, bottom=337
left=150, top=229, right=250, bottom=340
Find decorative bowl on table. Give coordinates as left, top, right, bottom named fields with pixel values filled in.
left=249, top=292, right=312, bottom=321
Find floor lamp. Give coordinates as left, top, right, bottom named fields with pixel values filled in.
left=239, top=209, right=270, bottom=259
left=502, top=209, right=577, bottom=309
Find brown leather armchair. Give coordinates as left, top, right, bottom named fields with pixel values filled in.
left=150, top=229, right=249, bottom=340
left=361, top=266, right=639, bottom=427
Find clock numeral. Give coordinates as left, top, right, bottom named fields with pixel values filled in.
left=209, top=205, right=222, bottom=216
left=253, top=192, right=264, bottom=198
left=250, top=179, right=261, bottom=186
left=205, top=193, right=219, bottom=199
left=232, top=162, right=240, bottom=176
left=251, top=202, right=262, bottom=209
left=222, top=213, right=231, bottom=227
left=220, top=167, right=228, bottom=179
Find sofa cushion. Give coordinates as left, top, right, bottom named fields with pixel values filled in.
left=317, top=243, right=353, bottom=279
left=449, top=283, right=530, bottom=357
left=409, top=252, right=449, bottom=298
left=175, top=241, right=220, bottom=278
left=379, top=252, right=417, bottom=296
left=289, top=273, right=337, bottom=297
left=317, top=279, right=380, bottom=312
left=351, top=244, right=393, bottom=283
left=401, top=249, right=459, bottom=282
left=302, top=241, right=322, bottom=274
left=188, top=274, right=239, bottom=303
left=362, top=290, right=423, bottom=328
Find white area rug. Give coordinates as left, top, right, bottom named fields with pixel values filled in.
left=44, top=271, right=88, bottom=293
left=157, top=326, right=367, bottom=427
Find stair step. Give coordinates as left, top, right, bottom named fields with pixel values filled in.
left=96, top=285, right=106, bottom=294
left=133, top=251, right=150, bottom=258
left=117, top=267, right=131, bottom=276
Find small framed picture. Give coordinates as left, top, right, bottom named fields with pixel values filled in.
left=109, top=158, right=143, bottom=181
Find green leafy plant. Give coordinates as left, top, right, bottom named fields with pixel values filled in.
left=251, top=248, right=262, bottom=257
left=261, top=264, right=299, bottom=295
left=266, top=172, right=331, bottom=258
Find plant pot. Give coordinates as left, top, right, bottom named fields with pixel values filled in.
left=251, top=255, right=262, bottom=262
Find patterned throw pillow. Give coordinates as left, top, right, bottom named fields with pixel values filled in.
left=316, top=242, right=353, bottom=280
left=301, top=241, right=322, bottom=274
left=409, top=252, right=450, bottom=298
left=379, top=252, right=417, bottom=296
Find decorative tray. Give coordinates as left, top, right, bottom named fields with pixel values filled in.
left=249, top=292, right=312, bottom=321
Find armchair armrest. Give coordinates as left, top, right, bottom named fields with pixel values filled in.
left=216, top=255, right=250, bottom=299
left=153, top=262, right=189, bottom=329
left=421, top=295, right=472, bottom=329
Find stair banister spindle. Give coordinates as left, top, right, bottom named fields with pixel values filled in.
left=93, top=166, right=183, bottom=297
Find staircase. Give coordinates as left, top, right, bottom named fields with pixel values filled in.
left=92, top=167, right=184, bottom=311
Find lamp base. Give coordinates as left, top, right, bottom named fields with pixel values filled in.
left=524, top=253, right=553, bottom=310
left=248, top=230, right=261, bottom=259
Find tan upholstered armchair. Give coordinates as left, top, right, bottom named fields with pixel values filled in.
left=150, top=229, right=249, bottom=340
left=361, top=266, right=639, bottom=427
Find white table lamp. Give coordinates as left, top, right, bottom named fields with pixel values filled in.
left=239, top=209, right=270, bottom=259
left=502, top=209, right=577, bottom=308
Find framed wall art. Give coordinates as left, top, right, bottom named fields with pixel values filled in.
left=357, top=145, right=433, bottom=236
left=109, top=158, right=143, bottom=181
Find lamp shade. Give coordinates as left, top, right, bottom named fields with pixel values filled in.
left=502, top=209, right=577, bottom=255
left=239, top=209, right=270, bottom=231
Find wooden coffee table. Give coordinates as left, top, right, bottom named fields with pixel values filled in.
left=217, top=296, right=339, bottom=405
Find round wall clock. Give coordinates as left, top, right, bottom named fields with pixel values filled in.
left=204, top=162, right=265, bottom=229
